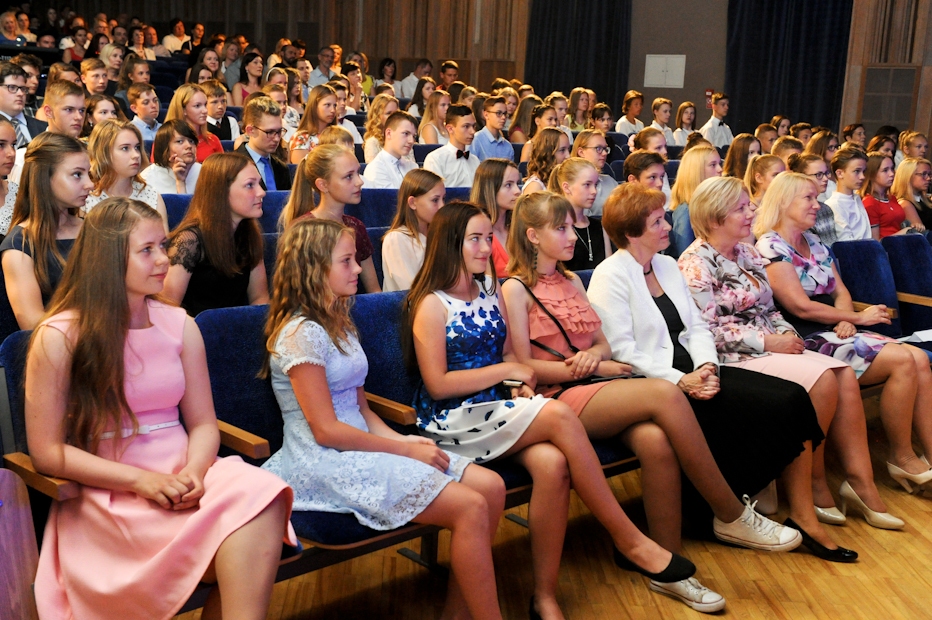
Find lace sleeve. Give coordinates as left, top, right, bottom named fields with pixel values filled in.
left=275, top=319, right=333, bottom=374
left=168, top=229, right=202, bottom=272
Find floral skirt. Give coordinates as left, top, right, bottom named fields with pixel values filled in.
left=804, top=330, right=898, bottom=378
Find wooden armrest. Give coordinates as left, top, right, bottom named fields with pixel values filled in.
left=897, top=292, right=932, bottom=309
left=852, top=301, right=898, bottom=318
left=218, top=420, right=270, bottom=459
left=366, top=392, right=417, bottom=426
left=3, top=452, right=79, bottom=501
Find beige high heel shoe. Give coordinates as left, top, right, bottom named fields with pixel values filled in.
left=838, top=481, right=905, bottom=530
left=887, top=462, right=932, bottom=493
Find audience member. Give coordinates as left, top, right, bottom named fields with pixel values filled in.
left=745, top=153, right=785, bottom=208
left=698, top=92, right=733, bottom=148
left=327, top=81, right=362, bottom=144
left=423, top=104, right=479, bottom=187
left=0, top=119, right=18, bottom=235
left=547, top=158, right=613, bottom=271
left=418, top=89, right=451, bottom=145
left=672, top=101, right=698, bottom=147
left=127, top=82, right=161, bottom=141
left=669, top=144, right=723, bottom=257
left=238, top=96, right=291, bottom=191
left=470, top=97, right=512, bottom=162
left=10, top=53, right=41, bottom=118
left=139, top=119, right=201, bottom=194
left=573, top=129, right=617, bottom=216
left=399, top=58, right=431, bottom=98
left=842, top=123, right=867, bottom=148
left=825, top=147, right=870, bottom=243
left=232, top=51, right=264, bottom=106
left=203, top=79, right=239, bottom=140
left=522, top=126, right=570, bottom=194
left=722, top=133, right=761, bottom=180
left=507, top=94, right=541, bottom=145
left=772, top=136, right=804, bottom=163
left=382, top=169, right=445, bottom=291
left=649, top=97, right=675, bottom=145
left=363, top=111, right=418, bottom=189
left=144, top=26, right=170, bottom=58
left=860, top=151, right=907, bottom=239
left=755, top=124, right=778, bottom=154
left=289, top=83, right=337, bottom=163
left=363, top=93, right=400, bottom=163
left=165, top=83, right=223, bottom=163
left=470, top=157, right=521, bottom=277
left=407, top=76, right=435, bottom=117
left=892, top=157, right=932, bottom=230
left=615, top=89, right=644, bottom=135
left=309, top=46, right=336, bottom=87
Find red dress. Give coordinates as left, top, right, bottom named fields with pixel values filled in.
left=196, top=131, right=224, bottom=163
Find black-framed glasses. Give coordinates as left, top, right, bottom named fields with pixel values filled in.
left=490, top=110, right=508, bottom=118
left=582, top=145, right=610, bottom=155
left=808, top=171, right=831, bottom=180
left=2, top=84, right=26, bottom=94
left=253, top=126, right=285, bottom=138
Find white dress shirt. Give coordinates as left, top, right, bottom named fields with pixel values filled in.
left=825, top=191, right=871, bottom=242
left=363, top=149, right=418, bottom=189
left=650, top=121, right=676, bottom=147
left=206, top=115, right=241, bottom=140
left=340, top=118, right=363, bottom=144
left=673, top=128, right=698, bottom=147
left=699, top=116, right=734, bottom=148
left=399, top=73, right=420, bottom=99
left=423, top=143, right=479, bottom=188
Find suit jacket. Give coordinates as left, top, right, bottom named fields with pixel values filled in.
left=587, top=249, right=719, bottom=384
left=25, top=116, right=47, bottom=140
left=235, top=143, right=292, bottom=191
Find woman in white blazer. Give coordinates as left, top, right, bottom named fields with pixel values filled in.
left=586, top=183, right=859, bottom=563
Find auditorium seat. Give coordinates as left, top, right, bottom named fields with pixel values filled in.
left=354, top=143, right=365, bottom=163
left=226, top=106, right=243, bottom=122
left=345, top=113, right=367, bottom=127
left=413, top=143, right=441, bottom=164
left=665, top=160, right=681, bottom=184
left=262, top=233, right=279, bottom=287
left=512, top=143, right=523, bottom=163
left=163, top=191, right=289, bottom=233
left=609, top=160, right=626, bottom=180
left=149, top=73, right=178, bottom=90
left=882, top=235, right=932, bottom=334
left=366, top=226, right=389, bottom=288
left=220, top=140, right=235, bottom=152
left=667, top=145, right=684, bottom=160
left=832, top=240, right=904, bottom=339
left=152, top=84, right=175, bottom=106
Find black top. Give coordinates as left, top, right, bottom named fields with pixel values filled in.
left=207, top=115, right=234, bottom=141
left=652, top=292, right=694, bottom=374
left=169, top=227, right=251, bottom=316
left=564, top=217, right=607, bottom=272
left=0, top=225, right=75, bottom=304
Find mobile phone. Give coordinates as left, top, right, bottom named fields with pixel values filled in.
left=502, top=379, right=523, bottom=388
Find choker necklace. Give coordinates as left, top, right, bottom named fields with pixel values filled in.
left=576, top=225, right=594, bottom=262
left=643, top=263, right=653, bottom=276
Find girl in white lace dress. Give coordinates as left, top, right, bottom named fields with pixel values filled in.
left=83, top=119, right=168, bottom=229
left=261, top=217, right=508, bottom=620
left=0, top=117, right=19, bottom=236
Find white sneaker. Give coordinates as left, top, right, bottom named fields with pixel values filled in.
left=713, top=495, right=802, bottom=551
left=649, top=577, right=726, bottom=613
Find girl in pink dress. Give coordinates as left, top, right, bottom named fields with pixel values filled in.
left=27, top=197, right=296, bottom=620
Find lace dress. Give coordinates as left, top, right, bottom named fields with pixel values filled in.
left=263, top=317, right=470, bottom=530
left=168, top=227, right=251, bottom=316
left=82, top=181, right=159, bottom=214
left=413, top=278, right=550, bottom=463
left=0, top=181, right=18, bottom=236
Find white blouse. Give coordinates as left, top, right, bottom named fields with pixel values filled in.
left=381, top=227, right=427, bottom=292
left=139, top=163, right=202, bottom=195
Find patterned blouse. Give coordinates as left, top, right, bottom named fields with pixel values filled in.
left=756, top=231, right=836, bottom=296
left=289, top=130, right=320, bottom=155
left=678, top=239, right=797, bottom=363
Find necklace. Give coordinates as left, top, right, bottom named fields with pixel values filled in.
left=643, top=263, right=653, bottom=276
left=576, top=225, right=593, bottom=262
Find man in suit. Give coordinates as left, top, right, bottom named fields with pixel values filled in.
left=237, top=96, right=292, bottom=191
left=0, top=62, right=46, bottom=147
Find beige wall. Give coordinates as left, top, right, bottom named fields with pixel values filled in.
left=627, top=0, right=728, bottom=128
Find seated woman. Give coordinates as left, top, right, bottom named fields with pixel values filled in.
left=892, top=157, right=932, bottom=231
left=572, top=129, right=617, bottom=216
left=508, top=94, right=542, bottom=145
left=1, top=133, right=91, bottom=330
left=232, top=51, right=264, bottom=106
left=99, top=43, right=123, bottom=95
left=280, top=144, right=381, bottom=293
left=786, top=152, right=838, bottom=246
left=407, top=201, right=698, bottom=620
left=263, top=217, right=506, bottom=620
left=83, top=119, right=168, bottom=228
left=165, top=84, right=224, bottom=163
left=418, top=89, right=451, bottom=145
left=756, top=172, right=932, bottom=496
left=470, top=158, right=522, bottom=278
left=519, top=103, right=559, bottom=163
left=363, top=93, right=399, bottom=163
left=860, top=151, right=913, bottom=239
left=614, top=89, right=644, bottom=135
left=81, top=94, right=127, bottom=139
left=503, top=191, right=805, bottom=612
left=722, top=133, right=761, bottom=180
left=522, top=127, right=570, bottom=195
left=0, top=118, right=19, bottom=236
left=139, top=120, right=202, bottom=195
left=672, top=102, right=698, bottom=148
left=163, top=152, right=269, bottom=315
left=547, top=158, right=613, bottom=271
left=669, top=144, right=722, bottom=257
left=382, top=169, right=445, bottom=292
left=27, top=197, right=295, bottom=620
left=564, top=87, right=589, bottom=132
left=587, top=183, right=857, bottom=562
left=678, top=175, right=904, bottom=531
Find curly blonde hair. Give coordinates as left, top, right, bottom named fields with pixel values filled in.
left=364, top=93, right=399, bottom=144
left=526, top=127, right=565, bottom=186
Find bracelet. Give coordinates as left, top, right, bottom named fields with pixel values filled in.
left=502, top=379, right=524, bottom=388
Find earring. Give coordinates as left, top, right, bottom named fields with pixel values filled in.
left=532, top=245, right=538, bottom=270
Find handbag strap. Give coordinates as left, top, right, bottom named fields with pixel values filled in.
left=506, top=277, right=580, bottom=357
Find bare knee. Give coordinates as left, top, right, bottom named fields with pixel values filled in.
left=522, top=442, right=570, bottom=489
left=468, top=465, right=506, bottom=508
left=813, top=368, right=839, bottom=396
left=626, top=422, right=677, bottom=469
left=908, top=347, right=932, bottom=378
left=451, top=487, right=491, bottom=533
left=834, top=366, right=859, bottom=391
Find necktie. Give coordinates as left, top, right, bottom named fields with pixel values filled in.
left=11, top=117, right=25, bottom=148
left=259, top=156, right=277, bottom=191
left=456, top=149, right=469, bottom=160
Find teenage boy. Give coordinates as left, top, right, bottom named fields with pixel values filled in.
left=203, top=79, right=240, bottom=140
left=10, top=53, right=41, bottom=117
left=399, top=58, right=432, bottom=99
left=10, top=80, right=84, bottom=182
left=772, top=136, right=804, bottom=165
left=470, top=96, right=512, bottom=161
left=327, top=80, right=363, bottom=144
left=0, top=61, right=44, bottom=147
left=128, top=83, right=161, bottom=141
left=439, top=60, right=459, bottom=90
left=363, top=111, right=418, bottom=188
left=424, top=104, right=479, bottom=187
left=699, top=92, right=733, bottom=147
left=755, top=123, right=778, bottom=154
left=237, top=96, right=292, bottom=191
left=81, top=58, right=109, bottom=96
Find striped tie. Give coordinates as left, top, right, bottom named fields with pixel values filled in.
left=11, top=118, right=25, bottom=148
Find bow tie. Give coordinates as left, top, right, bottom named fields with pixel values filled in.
left=456, top=149, right=470, bottom=160
left=719, top=121, right=725, bottom=127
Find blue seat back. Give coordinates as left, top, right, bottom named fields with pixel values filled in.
left=446, top=187, right=470, bottom=202
left=220, top=140, right=235, bottom=152
left=345, top=113, right=367, bottom=127
left=350, top=291, right=418, bottom=406
left=0, top=330, right=31, bottom=454
left=610, top=160, right=626, bottom=180
left=366, top=227, right=388, bottom=288
left=512, top=143, right=523, bottom=163
left=345, top=189, right=398, bottom=227
left=882, top=235, right=932, bottom=333
left=164, top=192, right=288, bottom=233
left=226, top=106, right=243, bottom=122
left=195, top=306, right=283, bottom=458
left=413, top=144, right=441, bottom=164
left=575, top=269, right=593, bottom=289
left=288, top=163, right=298, bottom=182
left=831, top=240, right=901, bottom=337
left=665, top=159, right=680, bottom=185
left=354, top=143, right=365, bottom=163
left=262, top=233, right=279, bottom=288
left=518, top=161, right=528, bottom=179
left=163, top=194, right=192, bottom=231
left=667, top=145, right=683, bottom=160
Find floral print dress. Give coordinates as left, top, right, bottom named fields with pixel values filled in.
left=756, top=231, right=896, bottom=377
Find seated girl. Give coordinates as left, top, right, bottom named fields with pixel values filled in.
left=470, top=158, right=522, bottom=278
left=363, top=93, right=400, bottom=163
left=418, top=89, right=452, bottom=145
left=81, top=93, right=127, bottom=139
left=27, top=197, right=295, bottom=620
left=382, top=169, right=445, bottom=292
left=521, top=127, right=570, bottom=195
left=163, top=152, right=269, bottom=315
left=547, top=158, right=613, bottom=271
left=165, top=83, right=224, bottom=163
left=860, top=151, right=913, bottom=239
left=722, top=133, right=761, bottom=180
left=289, top=84, right=338, bottom=163
left=508, top=94, right=542, bottom=145
left=519, top=103, right=559, bottom=162
left=0, top=117, right=19, bottom=236
left=564, top=87, right=589, bottom=132
left=263, top=216, right=506, bottom=620
left=668, top=144, right=723, bottom=257
left=614, top=89, right=644, bottom=135
left=139, top=119, right=202, bottom=195
left=672, top=102, right=698, bottom=147
left=892, top=157, right=932, bottom=231
left=572, top=129, right=617, bottom=216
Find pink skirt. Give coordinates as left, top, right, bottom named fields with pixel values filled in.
left=726, top=350, right=848, bottom=391
left=541, top=381, right=612, bottom=416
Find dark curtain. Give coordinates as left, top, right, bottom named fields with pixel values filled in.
left=524, top=0, right=631, bottom=113
left=725, top=0, right=853, bottom=134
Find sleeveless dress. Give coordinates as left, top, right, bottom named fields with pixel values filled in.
left=413, top=278, right=550, bottom=463
left=263, top=317, right=470, bottom=529
left=34, top=300, right=296, bottom=620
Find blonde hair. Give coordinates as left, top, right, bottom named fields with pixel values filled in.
left=900, top=131, right=928, bottom=155
left=546, top=157, right=598, bottom=195
left=418, top=89, right=450, bottom=138
left=689, top=176, right=746, bottom=240
left=744, top=154, right=784, bottom=197
left=164, top=83, right=208, bottom=135
left=670, top=144, right=719, bottom=208
left=364, top=93, right=399, bottom=144
left=87, top=119, right=147, bottom=197
left=280, top=144, right=356, bottom=228
left=526, top=127, right=565, bottom=186
left=752, top=172, right=819, bottom=238
left=506, top=191, right=576, bottom=287
left=892, top=157, right=932, bottom=210
left=318, top=124, right=355, bottom=148
left=572, top=128, right=605, bottom=157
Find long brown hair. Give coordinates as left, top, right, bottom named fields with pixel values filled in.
left=526, top=127, right=565, bottom=185
left=295, top=84, right=336, bottom=137
left=402, top=201, right=491, bottom=373
left=470, top=157, right=519, bottom=226
left=34, top=197, right=165, bottom=453
left=262, top=218, right=358, bottom=377
left=860, top=151, right=894, bottom=199
left=507, top=191, right=576, bottom=287
left=169, top=152, right=263, bottom=277
left=87, top=118, right=147, bottom=196
left=722, top=133, right=760, bottom=180
left=10, top=133, right=87, bottom=298
left=389, top=168, right=444, bottom=240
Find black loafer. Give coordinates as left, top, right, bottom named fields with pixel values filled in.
left=784, top=518, right=858, bottom=563
left=613, top=546, right=696, bottom=582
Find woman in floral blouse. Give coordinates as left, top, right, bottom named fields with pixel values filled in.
left=678, top=175, right=906, bottom=534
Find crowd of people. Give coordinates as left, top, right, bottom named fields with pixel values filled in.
left=3, top=6, right=932, bottom=620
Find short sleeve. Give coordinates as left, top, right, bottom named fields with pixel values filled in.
left=168, top=228, right=202, bottom=273
left=344, top=215, right=373, bottom=263
left=755, top=232, right=792, bottom=263
left=862, top=196, right=882, bottom=226
left=289, top=131, right=312, bottom=152
left=274, top=318, right=332, bottom=374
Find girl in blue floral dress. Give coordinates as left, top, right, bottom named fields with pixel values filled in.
left=262, top=217, right=508, bottom=620
left=405, top=201, right=696, bottom=620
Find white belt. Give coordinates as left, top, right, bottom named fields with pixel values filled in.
left=100, top=420, right=181, bottom=440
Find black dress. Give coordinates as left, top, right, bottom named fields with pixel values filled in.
left=169, top=227, right=252, bottom=316
left=0, top=225, right=75, bottom=304
left=564, top=218, right=608, bottom=272
left=652, top=292, right=824, bottom=497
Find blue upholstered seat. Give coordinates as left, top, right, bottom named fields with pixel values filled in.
left=665, top=160, right=681, bottom=184
left=512, top=143, right=523, bottom=163
left=226, top=106, right=243, bottom=122
left=412, top=143, right=441, bottom=164
left=831, top=240, right=902, bottom=338
left=262, top=233, right=279, bottom=287
left=220, top=140, right=235, bottom=152
left=667, top=145, right=684, bottom=161
left=366, top=227, right=388, bottom=288
left=882, top=235, right=932, bottom=334
left=163, top=192, right=289, bottom=233
left=354, top=143, right=365, bottom=163
left=0, top=266, right=22, bottom=348
left=610, top=160, right=626, bottom=180
left=0, top=330, right=30, bottom=455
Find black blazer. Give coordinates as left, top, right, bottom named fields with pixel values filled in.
left=235, top=143, right=292, bottom=191
left=25, top=116, right=47, bottom=139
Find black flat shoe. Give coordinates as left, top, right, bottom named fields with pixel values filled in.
left=613, top=546, right=696, bottom=583
left=783, top=518, right=858, bottom=563
left=529, top=596, right=541, bottom=620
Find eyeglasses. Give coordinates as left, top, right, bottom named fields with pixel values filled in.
left=490, top=110, right=508, bottom=118
left=252, top=127, right=285, bottom=138
left=807, top=171, right=831, bottom=180
left=915, top=171, right=932, bottom=179
left=582, top=145, right=610, bottom=155
left=827, top=144, right=839, bottom=151
left=2, top=84, right=26, bottom=94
